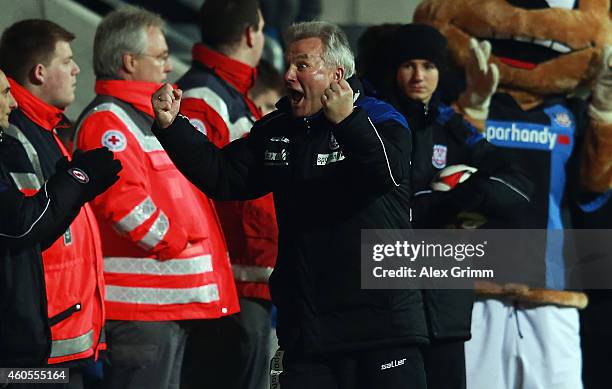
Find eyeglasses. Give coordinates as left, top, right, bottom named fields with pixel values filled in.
left=135, top=52, right=170, bottom=66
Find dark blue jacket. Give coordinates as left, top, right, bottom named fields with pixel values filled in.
left=153, top=78, right=430, bottom=355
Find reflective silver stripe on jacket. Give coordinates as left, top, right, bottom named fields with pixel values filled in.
left=104, top=255, right=213, bottom=275
left=105, top=284, right=220, bottom=305
left=5, top=124, right=44, bottom=190
left=232, top=264, right=273, bottom=283
left=9, top=172, right=42, bottom=191
left=115, top=197, right=157, bottom=233
left=74, top=102, right=164, bottom=152
left=137, top=211, right=169, bottom=250
left=183, top=87, right=254, bottom=141
left=49, top=329, right=94, bottom=358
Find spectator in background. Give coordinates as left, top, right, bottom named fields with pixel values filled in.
left=259, top=0, right=322, bottom=70
left=250, top=59, right=284, bottom=115
left=381, top=23, right=531, bottom=389
left=355, top=23, right=400, bottom=98
left=0, top=20, right=116, bottom=385
left=176, top=1, right=277, bottom=388
left=72, top=7, right=239, bottom=389
left=260, top=0, right=321, bottom=44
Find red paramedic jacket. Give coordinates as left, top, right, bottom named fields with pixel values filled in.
left=8, top=79, right=106, bottom=365
left=74, top=80, right=239, bottom=321
left=178, top=44, right=278, bottom=300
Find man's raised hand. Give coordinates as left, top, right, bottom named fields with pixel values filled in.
left=321, top=79, right=354, bottom=124
left=152, top=83, right=182, bottom=129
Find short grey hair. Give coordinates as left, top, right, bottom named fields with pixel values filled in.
left=284, top=21, right=355, bottom=79
left=93, top=6, right=164, bottom=78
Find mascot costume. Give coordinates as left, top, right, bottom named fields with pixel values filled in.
left=414, top=0, right=612, bottom=388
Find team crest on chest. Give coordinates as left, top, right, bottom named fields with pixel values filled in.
left=102, top=130, right=127, bottom=152
left=554, top=112, right=572, bottom=128
left=432, top=144, right=447, bottom=169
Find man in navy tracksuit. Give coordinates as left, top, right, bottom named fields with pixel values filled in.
left=151, top=21, right=430, bottom=389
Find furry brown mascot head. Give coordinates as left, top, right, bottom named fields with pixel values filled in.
left=414, top=0, right=612, bottom=101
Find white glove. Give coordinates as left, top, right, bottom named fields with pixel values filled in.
left=457, top=38, right=500, bottom=121
left=589, top=45, right=612, bottom=123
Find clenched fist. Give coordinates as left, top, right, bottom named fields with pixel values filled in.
left=152, top=83, right=183, bottom=129
left=321, top=79, right=354, bottom=124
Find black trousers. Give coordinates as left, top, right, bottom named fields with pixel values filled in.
left=278, top=346, right=426, bottom=389
left=422, top=340, right=466, bottom=389
left=181, top=297, right=273, bottom=389
left=100, top=320, right=187, bottom=389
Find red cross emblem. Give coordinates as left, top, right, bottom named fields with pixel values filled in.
left=102, top=130, right=127, bottom=152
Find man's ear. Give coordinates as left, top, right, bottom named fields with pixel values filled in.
left=332, top=67, right=345, bottom=81
left=122, top=53, right=137, bottom=75
left=246, top=25, right=256, bottom=48
left=29, top=64, right=46, bottom=85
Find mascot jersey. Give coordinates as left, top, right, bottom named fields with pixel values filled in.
left=485, top=93, right=587, bottom=289
left=415, top=0, right=612, bottom=295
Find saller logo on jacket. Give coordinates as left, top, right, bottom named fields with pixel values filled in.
left=380, top=358, right=406, bottom=370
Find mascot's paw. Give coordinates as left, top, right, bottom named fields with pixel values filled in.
left=474, top=281, right=589, bottom=309
left=457, top=38, right=500, bottom=121
left=590, top=45, right=612, bottom=123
